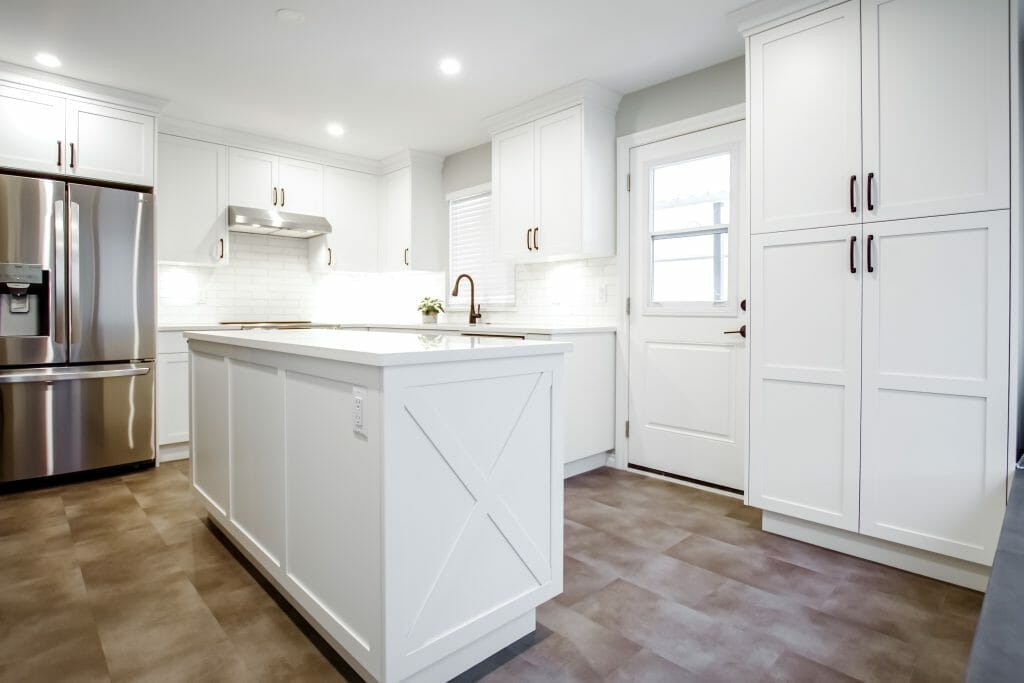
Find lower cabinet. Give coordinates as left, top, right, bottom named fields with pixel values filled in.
left=157, top=331, right=192, bottom=462
left=749, top=211, right=1010, bottom=565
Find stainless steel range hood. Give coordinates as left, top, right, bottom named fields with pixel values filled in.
left=228, top=206, right=332, bottom=238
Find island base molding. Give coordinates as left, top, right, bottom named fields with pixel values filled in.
left=763, top=512, right=991, bottom=592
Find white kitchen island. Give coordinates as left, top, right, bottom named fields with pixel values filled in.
left=184, top=329, right=569, bottom=682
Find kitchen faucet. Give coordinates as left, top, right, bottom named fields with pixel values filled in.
left=451, top=273, right=482, bottom=325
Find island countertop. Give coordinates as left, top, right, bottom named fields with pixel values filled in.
left=183, top=328, right=572, bottom=366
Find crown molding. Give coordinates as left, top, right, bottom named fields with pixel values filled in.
left=380, top=149, right=445, bottom=175
left=729, top=0, right=841, bottom=35
left=484, top=79, right=622, bottom=135
left=0, top=60, right=167, bottom=113
left=158, top=116, right=381, bottom=175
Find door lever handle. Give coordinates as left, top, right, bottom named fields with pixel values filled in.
left=724, top=325, right=746, bottom=338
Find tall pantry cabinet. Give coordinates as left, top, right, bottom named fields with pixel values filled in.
left=745, top=0, right=1015, bottom=569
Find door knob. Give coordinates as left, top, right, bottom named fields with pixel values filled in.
left=724, top=325, right=746, bottom=338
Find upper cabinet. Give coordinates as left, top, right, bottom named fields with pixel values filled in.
left=749, top=0, right=1008, bottom=234
left=488, top=82, right=619, bottom=263
left=749, top=2, right=862, bottom=234
left=377, top=153, right=446, bottom=272
left=228, top=147, right=324, bottom=215
left=309, top=166, right=379, bottom=273
left=860, top=0, right=1008, bottom=222
left=0, top=82, right=154, bottom=186
left=156, top=134, right=228, bottom=265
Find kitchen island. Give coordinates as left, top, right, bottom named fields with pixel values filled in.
left=184, top=329, right=569, bottom=682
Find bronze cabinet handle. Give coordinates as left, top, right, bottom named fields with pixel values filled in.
left=867, top=172, right=875, bottom=211
left=56, top=141, right=62, bottom=167
left=218, top=238, right=225, bottom=259
left=849, top=175, right=857, bottom=213
left=849, top=235, right=857, bottom=274
left=273, top=187, right=278, bottom=206
left=404, top=248, right=409, bottom=266
left=69, top=142, right=75, bottom=169
left=327, top=247, right=333, bottom=267
left=867, top=234, right=875, bottom=273
left=526, top=228, right=533, bottom=251
left=280, top=187, right=285, bottom=207
left=533, top=227, right=539, bottom=251
left=724, top=325, right=747, bottom=338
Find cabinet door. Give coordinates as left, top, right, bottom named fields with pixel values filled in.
left=535, top=106, right=583, bottom=258
left=493, top=121, right=536, bottom=260
left=277, top=157, right=324, bottom=215
left=156, top=135, right=228, bottom=265
left=228, top=147, right=278, bottom=210
left=749, top=225, right=862, bottom=531
left=749, top=1, right=862, bottom=234
left=157, top=352, right=190, bottom=445
left=312, top=166, right=378, bottom=272
left=860, top=212, right=1008, bottom=564
left=0, top=85, right=65, bottom=174
left=379, top=166, right=411, bottom=271
left=67, top=101, right=154, bottom=186
left=861, top=0, right=1008, bottom=222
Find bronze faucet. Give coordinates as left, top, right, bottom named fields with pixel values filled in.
left=451, top=273, right=482, bottom=325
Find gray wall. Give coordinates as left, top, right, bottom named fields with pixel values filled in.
left=441, top=56, right=745, bottom=192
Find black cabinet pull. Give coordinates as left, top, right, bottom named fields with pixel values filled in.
left=280, top=187, right=285, bottom=207
left=273, top=187, right=278, bottom=206
left=849, top=175, right=857, bottom=213
left=849, top=235, right=857, bottom=274
left=56, top=141, right=62, bottom=167
left=533, top=227, right=539, bottom=251
left=526, top=228, right=533, bottom=251
left=327, top=247, right=333, bottom=267
left=69, top=142, right=75, bottom=169
left=218, top=238, right=225, bottom=259
left=867, top=234, right=875, bottom=273
left=724, top=325, right=746, bottom=338
left=867, top=172, right=875, bottom=211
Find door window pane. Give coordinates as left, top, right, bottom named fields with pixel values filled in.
left=651, top=231, right=728, bottom=303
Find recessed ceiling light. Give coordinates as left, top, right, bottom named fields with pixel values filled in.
left=34, top=53, right=61, bottom=68
left=326, top=122, right=344, bottom=137
left=439, top=57, right=462, bottom=76
left=276, top=8, right=305, bottom=24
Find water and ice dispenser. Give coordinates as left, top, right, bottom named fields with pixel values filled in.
left=0, top=263, right=48, bottom=338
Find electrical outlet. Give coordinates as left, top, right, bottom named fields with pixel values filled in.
left=352, top=386, right=367, bottom=436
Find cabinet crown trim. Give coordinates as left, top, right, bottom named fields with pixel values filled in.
left=729, top=0, right=845, bottom=36
left=0, top=60, right=166, bottom=113
left=379, top=149, right=445, bottom=175
left=484, top=79, right=622, bottom=135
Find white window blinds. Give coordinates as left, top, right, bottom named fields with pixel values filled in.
left=448, top=191, right=515, bottom=307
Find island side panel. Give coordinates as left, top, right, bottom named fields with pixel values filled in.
left=188, top=340, right=385, bottom=681
left=380, top=353, right=565, bottom=681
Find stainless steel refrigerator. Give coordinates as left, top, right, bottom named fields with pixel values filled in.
left=0, top=173, right=155, bottom=484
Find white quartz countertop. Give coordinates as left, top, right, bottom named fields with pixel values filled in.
left=159, top=324, right=242, bottom=332
left=337, top=322, right=617, bottom=335
left=183, top=329, right=573, bottom=366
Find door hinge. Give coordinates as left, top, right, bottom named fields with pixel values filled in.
left=626, top=297, right=631, bottom=316
left=626, top=173, right=631, bottom=192
left=625, top=420, right=630, bottom=438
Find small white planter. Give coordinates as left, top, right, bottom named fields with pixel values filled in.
left=421, top=313, right=438, bottom=324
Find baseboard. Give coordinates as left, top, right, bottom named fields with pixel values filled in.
left=157, top=442, right=190, bottom=463
left=763, top=511, right=991, bottom=592
left=564, top=452, right=610, bottom=478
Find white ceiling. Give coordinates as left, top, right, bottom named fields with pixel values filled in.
left=0, top=0, right=746, bottom=160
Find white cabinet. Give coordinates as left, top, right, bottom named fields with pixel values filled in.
left=0, top=82, right=154, bottom=185
left=0, top=85, right=65, bottom=174
left=228, top=147, right=324, bottom=214
left=309, top=166, right=379, bottom=272
left=748, top=226, right=862, bottom=532
left=861, top=0, right=1009, bottom=222
left=378, top=155, right=446, bottom=272
left=860, top=212, right=1009, bottom=564
left=156, top=134, right=228, bottom=265
left=748, top=1, right=862, bottom=234
left=491, top=101, right=615, bottom=262
left=157, top=353, right=190, bottom=445
left=67, top=101, right=155, bottom=186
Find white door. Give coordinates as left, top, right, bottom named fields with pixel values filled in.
left=860, top=211, right=1009, bottom=564
left=379, top=166, right=412, bottom=271
left=156, top=134, right=228, bottom=265
left=312, top=166, right=379, bottom=272
left=535, top=106, right=582, bottom=258
left=861, top=0, right=1009, bottom=223
left=277, top=157, right=324, bottom=215
left=627, top=120, right=747, bottom=491
left=228, top=147, right=278, bottom=210
left=749, top=1, right=862, bottom=234
left=67, top=101, right=154, bottom=186
left=748, top=225, right=862, bottom=531
left=0, top=85, right=65, bottom=175
left=492, top=121, right=536, bottom=261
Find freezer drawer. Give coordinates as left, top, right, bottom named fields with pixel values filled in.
left=0, top=362, right=154, bottom=483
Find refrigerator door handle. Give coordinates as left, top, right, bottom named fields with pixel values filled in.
left=0, top=364, right=151, bottom=384
left=54, top=198, right=66, bottom=351
left=68, top=200, right=80, bottom=347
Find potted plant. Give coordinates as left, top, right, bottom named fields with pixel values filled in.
left=418, top=297, right=444, bottom=324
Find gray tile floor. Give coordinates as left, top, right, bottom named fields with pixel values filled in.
left=0, top=462, right=981, bottom=682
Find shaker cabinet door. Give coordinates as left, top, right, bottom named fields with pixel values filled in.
left=749, top=1, right=862, bottom=234
left=228, top=147, right=278, bottom=211
left=66, top=101, right=154, bottom=186
left=534, top=106, right=582, bottom=257
left=493, top=121, right=537, bottom=261
left=277, top=156, right=324, bottom=216
left=156, top=134, right=228, bottom=265
left=0, top=85, right=65, bottom=175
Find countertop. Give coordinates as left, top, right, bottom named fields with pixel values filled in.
left=183, top=328, right=573, bottom=367
left=338, top=322, right=617, bottom=335
left=158, top=324, right=241, bottom=332
left=965, top=467, right=1024, bottom=681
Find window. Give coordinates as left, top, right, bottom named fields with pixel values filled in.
left=648, top=152, right=732, bottom=306
left=448, top=187, right=515, bottom=308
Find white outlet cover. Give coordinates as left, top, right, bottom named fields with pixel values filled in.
left=352, top=386, right=367, bottom=435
